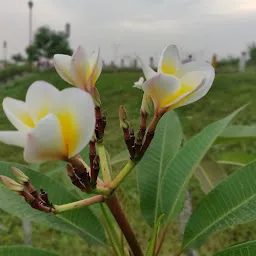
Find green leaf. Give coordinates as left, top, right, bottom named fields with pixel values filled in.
left=0, top=246, right=57, bottom=256
left=195, top=161, right=228, bottom=194
left=0, top=223, right=8, bottom=232
left=146, top=214, right=164, bottom=256
left=111, top=150, right=129, bottom=165
left=216, top=125, right=256, bottom=143
left=213, top=241, right=256, bottom=256
left=137, top=111, right=183, bottom=226
left=217, top=151, right=256, bottom=167
left=183, top=161, right=256, bottom=249
left=0, top=161, right=106, bottom=246
left=161, top=106, right=244, bottom=222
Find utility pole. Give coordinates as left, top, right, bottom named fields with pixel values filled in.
left=28, top=1, right=34, bottom=45
left=3, top=40, right=7, bottom=67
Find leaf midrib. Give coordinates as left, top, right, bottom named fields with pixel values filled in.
left=166, top=119, right=232, bottom=221
left=198, top=165, right=214, bottom=191
left=154, top=117, right=169, bottom=224
left=183, top=188, right=256, bottom=249
left=57, top=214, right=106, bottom=246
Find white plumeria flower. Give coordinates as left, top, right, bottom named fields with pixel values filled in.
left=0, top=81, right=95, bottom=163
left=138, top=45, right=215, bottom=112
left=133, top=77, right=144, bottom=89
left=54, top=46, right=103, bottom=92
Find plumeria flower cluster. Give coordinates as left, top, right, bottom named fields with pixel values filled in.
left=132, top=45, right=215, bottom=154
left=0, top=44, right=215, bottom=255
left=0, top=44, right=214, bottom=211
left=138, top=45, right=214, bottom=115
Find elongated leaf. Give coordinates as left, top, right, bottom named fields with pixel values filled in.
left=0, top=161, right=106, bottom=246
left=214, top=241, right=256, bottom=256
left=137, top=111, right=183, bottom=226
left=216, top=125, right=256, bottom=143
left=195, top=161, right=227, bottom=194
left=0, top=246, right=57, bottom=256
left=146, top=215, right=164, bottom=256
left=217, top=151, right=256, bottom=167
left=183, top=161, right=256, bottom=249
left=161, top=106, right=244, bottom=222
left=111, top=150, right=129, bottom=165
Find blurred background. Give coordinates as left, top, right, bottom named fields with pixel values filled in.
left=0, top=1, right=255, bottom=255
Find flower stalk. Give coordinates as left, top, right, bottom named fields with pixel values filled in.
left=54, top=195, right=104, bottom=213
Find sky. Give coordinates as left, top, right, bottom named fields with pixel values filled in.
left=0, top=0, right=256, bottom=65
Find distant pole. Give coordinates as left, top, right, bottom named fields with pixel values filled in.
left=113, top=43, right=120, bottom=67
left=239, top=52, right=246, bottom=72
left=149, top=57, right=154, bottom=68
left=28, top=1, right=34, bottom=45
left=3, top=40, right=7, bottom=67
left=65, top=23, right=70, bottom=38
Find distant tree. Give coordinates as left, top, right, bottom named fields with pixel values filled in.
left=11, top=53, right=25, bottom=64
left=26, top=45, right=39, bottom=62
left=247, top=42, right=256, bottom=65
left=26, top=26, right=72, bottom=61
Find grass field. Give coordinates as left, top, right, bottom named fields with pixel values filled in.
left=0, top=70, right=255, bottom=255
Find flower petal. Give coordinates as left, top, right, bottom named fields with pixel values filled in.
left=24, top=114, right=66, bottom=163
left=142, top=74, right=181, bottom=109
left=133, top=77, right=145, bottom=89
left=88, top=49, right=103, bottom=88
left=137, top=56, right=157, bottom=80
left=70, top=46, right=90, bottom=90
left=176, top=61, right=213, bottom=78
left=53, top=88, right=95, bottom=158
left=176, top=69, right=214, bottom=107
left=53, top=54, right=74, bottom=85
left=158, top=45, right=181, bottom=75
left=3, top=98, right=34, bottom=131
left=25, top=81, right=59, bottom=123
left=0, top=131, right=26, bottom=147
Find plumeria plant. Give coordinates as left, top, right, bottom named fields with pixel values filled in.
left=0, top=44, right=255, bottom=256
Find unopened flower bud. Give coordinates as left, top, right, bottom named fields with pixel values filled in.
left=119, top=105, right=130, bottom=129
left=11, top=167, right=29, bottom=184
left=92, top=88, right=101, bottom=107
left=0, top=175, right=24, bottom=192
left=141, top=93, right=152, bottom=115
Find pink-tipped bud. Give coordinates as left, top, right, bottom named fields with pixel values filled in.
left=141, top=93, right=152, bottom=115
left=0, top=175, right=24, bottom=192
left=119, top=105, right=130, bottom=129
left=11, top=167, right=29, bottom=184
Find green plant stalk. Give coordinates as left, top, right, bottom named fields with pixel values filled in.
left=100, top=204, right=123, bottom=256
left=109, top=159, right=136, bottom=190
left=54, top=195, right=104, bottom=213
left=97, top=142, right=112, bottom=183
left=94, top=185, right=111, bottom=196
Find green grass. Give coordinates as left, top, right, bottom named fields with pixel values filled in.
left=0, top=70, right=255, bottom=255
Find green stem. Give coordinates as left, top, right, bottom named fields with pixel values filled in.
left=54, top=195, right=104, bottom=213
left=94, top=186, right=111, bottom=196
left=97, top=142, right=112, bottom=183
left=109, top=159, right=136, bottom=190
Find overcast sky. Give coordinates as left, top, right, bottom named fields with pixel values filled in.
left=0, top=0, right=256, bottom=64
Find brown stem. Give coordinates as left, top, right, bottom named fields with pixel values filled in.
left=140, top=111, right=148, bottom=139
left=140, top=115, right=161, bottom=155
left=106, top=194, right=143, bottom=256
left=155, top=224, right=169, bottom=256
